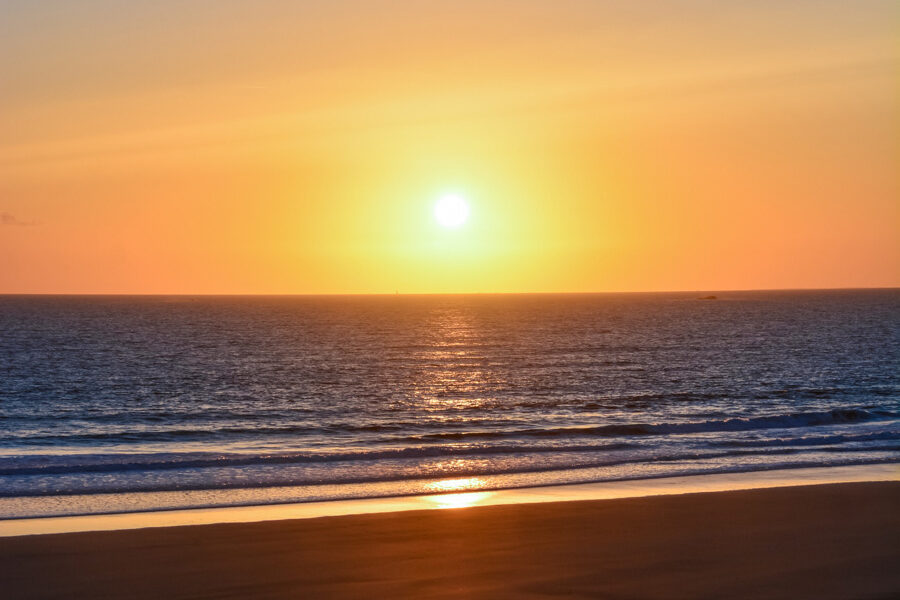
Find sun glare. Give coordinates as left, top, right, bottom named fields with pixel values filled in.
left=434, top=193, right=470, bottom=229
left=424, top=477, right=493, bottom=509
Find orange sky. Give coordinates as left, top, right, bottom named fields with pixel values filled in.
left=1, top=1, right=897, bottom=294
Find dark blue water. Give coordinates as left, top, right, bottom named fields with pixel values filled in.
left=1, top=290, right=898, bottom=517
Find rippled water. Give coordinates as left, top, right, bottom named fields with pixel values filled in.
left=1, top=290, right=898, bottom=516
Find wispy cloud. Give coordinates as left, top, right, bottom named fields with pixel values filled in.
left=1, top=212, right=36, bottom=226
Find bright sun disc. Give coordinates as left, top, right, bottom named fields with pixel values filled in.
left=434, top=194, right=470, bottom=228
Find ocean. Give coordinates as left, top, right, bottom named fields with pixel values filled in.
left=1, top=290, right=898, bottom=518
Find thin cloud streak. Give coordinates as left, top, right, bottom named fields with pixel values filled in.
left=0, top=55, right=893, bottom=170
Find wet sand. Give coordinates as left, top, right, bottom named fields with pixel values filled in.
left=2, top=481, right=898, bottom=599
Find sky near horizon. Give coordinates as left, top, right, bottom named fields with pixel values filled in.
left=1, top=1, right=897, bottom=294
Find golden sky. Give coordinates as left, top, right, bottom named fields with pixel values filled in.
left=1, top=1, right=897, bottom=294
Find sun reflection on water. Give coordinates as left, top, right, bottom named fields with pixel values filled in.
left=411, top=305, right=505, bottom=411
left=411, top=305, right=503, bottom=509
left=424, top=477, right=494, bottom=509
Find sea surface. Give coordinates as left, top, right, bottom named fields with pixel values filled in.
left=1, top=290, right=898, bottom=518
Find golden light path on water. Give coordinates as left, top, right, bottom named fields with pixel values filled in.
left=413, top=304, right=498, bottom=411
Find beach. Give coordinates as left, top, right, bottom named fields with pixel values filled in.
left=2, top=481, right=898, bottom=599
left=3, top=0, right=898, bottom=597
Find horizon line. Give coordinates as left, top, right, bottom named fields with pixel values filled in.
left=1, top=285, right=898, bottom=298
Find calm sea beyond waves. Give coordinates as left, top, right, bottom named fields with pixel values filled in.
left=1, top=289, right=897, bottom=518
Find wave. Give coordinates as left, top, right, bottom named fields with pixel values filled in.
left=1, top=410, right=897, bottom=478
left=707, top=430, right=900, bottom=448
left=3, top=450, right=898, bottom=499
left=5, top=408, right=894, bottom=448
left=0, top=418, right=532, bottom=444
left=0, top=441, right=641, bottom=476
left=404, top=409, right=898, bottom=442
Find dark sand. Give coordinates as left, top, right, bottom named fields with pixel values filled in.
left=1, top=482, right=898, bottom=599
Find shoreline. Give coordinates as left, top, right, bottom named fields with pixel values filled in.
left=2, top=480, right=897, bottom=599
left=2, top=462, right=896, bottom=538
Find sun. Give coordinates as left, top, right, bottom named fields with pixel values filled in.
left=434, top=193, right=470, bottom=228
